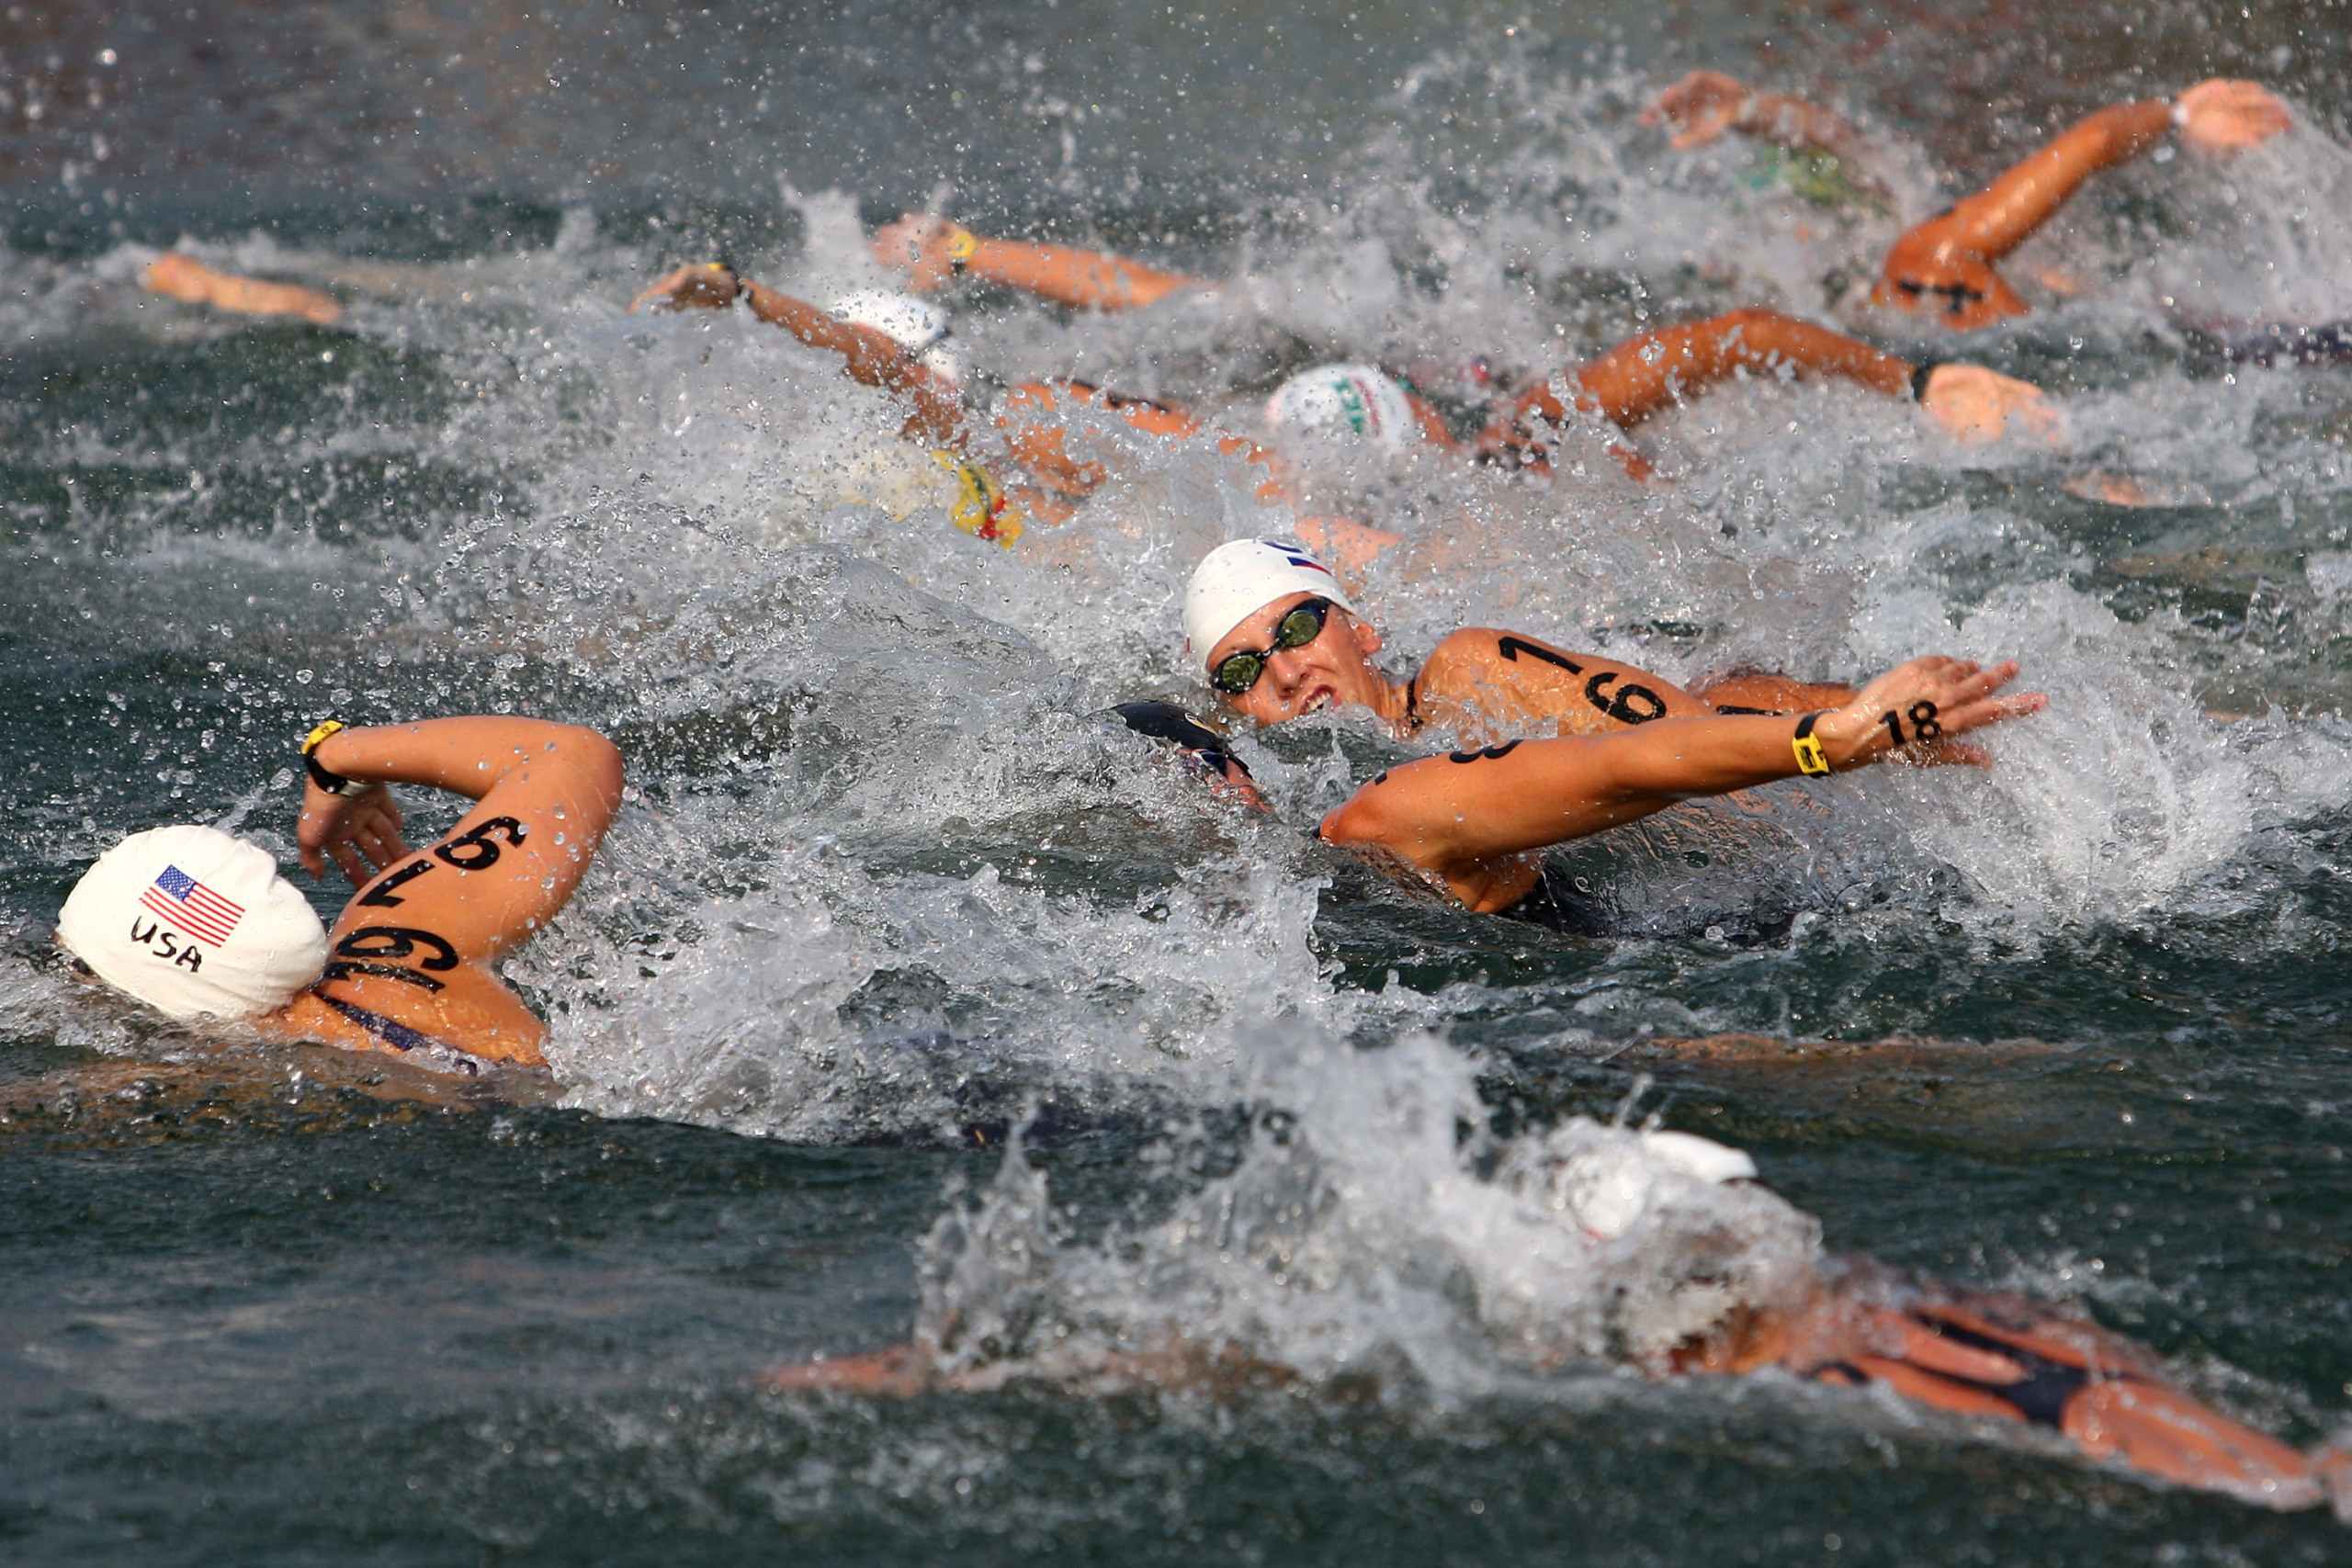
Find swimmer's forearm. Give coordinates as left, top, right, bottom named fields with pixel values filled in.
left=738, top=280, right=967, bottom=444
left=1322, top=717, right=1831, bottom=868
left=1541, top=310, right=1912, bottom=431
left=307, top=717, right=621, bottom=804
left=966, top=236, right=1199, bottom=311
left=1929, top=99, right=2174, bottom=262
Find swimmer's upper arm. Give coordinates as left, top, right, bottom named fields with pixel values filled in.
left=321, top=722, right=624, bottom=972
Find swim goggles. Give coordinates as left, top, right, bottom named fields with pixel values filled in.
left=1211, top=597, right=1332, bottom=694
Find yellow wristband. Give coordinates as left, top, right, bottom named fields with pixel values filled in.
left=944, top=226, right=979, bottom=271
left=300, top=719, right=371, bottom=796
left=933, top=450, right=1024, bottom=546
left=1791, top=712, right=1832, bottom=777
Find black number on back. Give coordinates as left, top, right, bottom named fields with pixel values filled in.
left=434, top=817, right=527, bottom=872
left=356, top=858, right=435, bottom=908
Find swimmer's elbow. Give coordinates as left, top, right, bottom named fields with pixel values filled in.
left=542, top=725, right=627, bottom=813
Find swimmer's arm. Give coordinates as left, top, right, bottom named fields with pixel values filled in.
left=874, top=213, right=1202, bottom=310
left=1643, top=71, right=1865, bottom=161
left=1506, top=310, right=2056, bottom=445
left=632, top=265, right=967, bottom=446
left=1320, top=658, right=2039, bottom=898
left=300, top=718, right=625, bottom=958
left=1885, top=84, right=2287, bottom=276
left=142, top=253, right=343, bottom=326
left=1924, top=100, right=2177, bottom=266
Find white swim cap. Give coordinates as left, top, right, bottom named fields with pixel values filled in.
left=57, top=824, right=328, bottom=1021
left=1182, top=538, right=1356, bottom=670
left=830, top=289, right=964, bottom=385
left=1262, top=362, right=1419, bottom=452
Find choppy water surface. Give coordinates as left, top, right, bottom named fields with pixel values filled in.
left=6, top=1, right=2352, bottom=1562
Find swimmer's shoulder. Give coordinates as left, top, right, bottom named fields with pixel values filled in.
left=1421, top=626, right=1600, bottom=700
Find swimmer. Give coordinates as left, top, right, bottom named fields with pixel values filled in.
left=1131, top=628, right=2030, bottom=923
left=628, top=261, right=1391, bottom=561
left=764, top=1235, right=2347, bottom=1513
left=1314, top=649, right=2034, bottom=916
left=1182, top=538, right=1857, bottom=744
left=639, top=260, right=2052, bottom=549
left=1648, top=73, right=2294, bottom=331
left=874, top=218, right=2057, bottom=462
left=54, top=715, right=624, bottom=1074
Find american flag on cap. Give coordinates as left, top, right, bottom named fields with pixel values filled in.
left=140, top=864, right=245, bottom=947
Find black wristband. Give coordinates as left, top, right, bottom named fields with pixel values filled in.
left=1909, top=357, right=1943, bottom=401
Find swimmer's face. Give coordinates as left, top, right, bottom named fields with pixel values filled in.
left=1207, top=592, right=1387, bottom=727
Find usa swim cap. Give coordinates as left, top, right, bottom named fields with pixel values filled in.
left=830, top=289, right=965, bottom=385
left=57, top=824, right=328, bottom=1021
left=1262, top=362, right=1419, bottom=452
left=1182, top=538, right=1355, bottom=671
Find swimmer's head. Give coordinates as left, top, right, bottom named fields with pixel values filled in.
left=56, top=824, right=328, bottom=1021
left=1182, top=539, right=1356, bottom=673
left=830, top=289, right=966, bottom=384
left=1262, top=363, right=1419, bottom=453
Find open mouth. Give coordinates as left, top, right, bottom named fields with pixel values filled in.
left=1298, top=691, right=1334, bottom=715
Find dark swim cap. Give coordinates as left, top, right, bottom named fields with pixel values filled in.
left=1108, top=701, right=1252, bottom=781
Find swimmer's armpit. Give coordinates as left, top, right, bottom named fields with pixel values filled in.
left=142, top=253, right=343, bottom=326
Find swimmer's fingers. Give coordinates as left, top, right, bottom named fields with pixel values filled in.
left=2177, top=79, right=2292, bottom=152
left=628, top=264, right=741, bottom=314
left=1644, top=70, right=1747, bottom=149
left=870, top=213, right=958, bottom=290
left=1831, top=658, right=2043, bottom=765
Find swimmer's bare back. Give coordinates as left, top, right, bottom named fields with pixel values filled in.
left=261, top=717, right=624, bottom=1068
left=1873, top=81, right=2290, bottom=331
left=1418, top=630, right=1866, bottom=745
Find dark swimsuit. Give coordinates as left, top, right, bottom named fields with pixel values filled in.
left=1493, top=864, right=1622, bottom=938
left=311, top=989, right=481, bottom=1077
left=1810, top=1308, right=2095, bottom=1429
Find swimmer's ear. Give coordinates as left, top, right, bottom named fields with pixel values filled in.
left=1342, top=611, right=1384, bottom=658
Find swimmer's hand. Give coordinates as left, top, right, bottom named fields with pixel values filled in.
left=1643, top=71, right=1749, bottom=149
left=142, top=253, right=343, bottom=327
left=629, top=263, right=743, bottom=314
left=871, top=213, right=966, bottom=292
left=1919, top=364, right=2063, bottom=447
left=2175, top=80, right=2292, bottom=152
left=298, top=782, right=412, bottom=887
left=1812, top=657, right=2044, bottom=770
